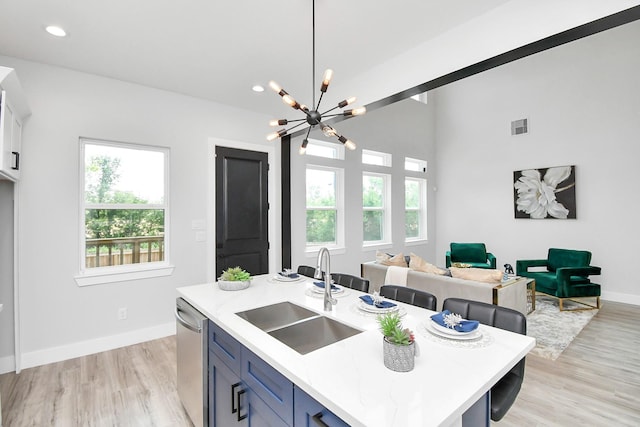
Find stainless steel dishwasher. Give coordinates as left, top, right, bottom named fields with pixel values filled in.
left=175, top=297, right=208, bottom=427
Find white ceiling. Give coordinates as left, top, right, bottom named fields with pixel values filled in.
left=0, top=1, right=636, bottom=118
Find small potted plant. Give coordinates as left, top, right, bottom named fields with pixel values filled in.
left=217, top=266, right=251, bottom=291
left=377, top=312, right=416, bottom=372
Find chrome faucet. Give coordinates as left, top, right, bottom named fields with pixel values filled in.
left=315, top=247, right=337, bottom=311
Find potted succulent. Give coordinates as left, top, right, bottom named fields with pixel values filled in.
left=377, top=312, right=416, bottom=372
left=217, top=266, right=251, bottom=291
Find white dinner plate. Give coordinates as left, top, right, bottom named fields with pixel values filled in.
left=357, top=300, right=399, bottom=314
left=424, top=321, right=482, bottom=341
left=430, top=320, right=477, bottom=336
left=310, top=284, right=344, bottom=294
left=272, top=274, right=306, bottom=283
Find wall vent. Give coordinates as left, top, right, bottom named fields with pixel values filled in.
left=511, top=118, right=528, bottom=135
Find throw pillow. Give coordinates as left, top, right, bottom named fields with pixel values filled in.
left=409, top=253, right=447, bottom=275
left=376, top=251, right=408, bottom=267
left=449, top=267, right=503, bottom=283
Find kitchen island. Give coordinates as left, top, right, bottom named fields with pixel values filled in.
left=177, top=275, right=535, bottom=427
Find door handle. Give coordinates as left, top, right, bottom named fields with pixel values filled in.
left=236, top=388, right=248, bottom=421
left=174, top=308, right=201, bottom=333
left=231, top=382, right=241, bottom=414
left=312, top=411, right=330, bottom=427
left=11, top=151, right=19, bottom=170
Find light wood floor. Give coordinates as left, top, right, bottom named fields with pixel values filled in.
left=0, top=337, right=193, bottom=427
left=2, top=300, right=639, bottom=426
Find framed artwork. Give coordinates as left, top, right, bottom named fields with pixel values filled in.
left=513, top=165, right=576, bottom=219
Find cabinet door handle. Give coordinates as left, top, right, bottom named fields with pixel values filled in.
left=236, top=388, right=248, bottom=421
left=231, top=382, right=242, bottom=414
left=11, top=151, right=19, bottom=170
left=312, top=411, right=330, bottom=427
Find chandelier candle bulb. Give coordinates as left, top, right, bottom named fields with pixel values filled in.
left=321, top=69, right=333, bottom=92
left=268, top=81, right=282, bottom=92
left=338, top=97, right=356, bottom=108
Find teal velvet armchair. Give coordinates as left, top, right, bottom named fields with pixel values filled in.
left=516, top=248, right=601, bottom=310
left=445, top=243, right=497, bottom=269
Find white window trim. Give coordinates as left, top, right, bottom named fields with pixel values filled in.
left=305, top=138, right=345, bottom=160
left=405, top=157, right=427, bottom=173
left=75, top=137, right=173, bottom=286
left=362, top=172, right=392, bottom=246
left=362, top=149, right=392, bottom=167
left=305, top=164, right=345, bottom=253
left=405, top=177, right=428, bottom=243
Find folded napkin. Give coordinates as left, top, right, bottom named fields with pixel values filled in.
left=430, top=310, right=479, bottom=333
left=278, top=271, right=299, bottom=279
left=359, top=295, right=397, bottom=309
left=313, top=281, right=339, bottom=290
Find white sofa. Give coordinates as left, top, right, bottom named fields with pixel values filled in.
left=360, top=262, right=529, bottom=315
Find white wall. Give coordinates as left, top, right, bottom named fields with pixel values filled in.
left=433, top=20, right=640, bottom=304
left=0, top=55, right=273, bottom=370
left=290, top=98, right=436, bottom=275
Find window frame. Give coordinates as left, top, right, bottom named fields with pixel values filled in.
left=75, top=137, right=173, bottom=286
left=304, top=164, right=345, bottom=252
left=362, top=171, right=392, bottom=247
left=362, top=149, right=392, bottom=167
left=404, top=176, right=428, bottom=243
left=304, top=138, right=345, bottom=160
left=405, top=157, right=428, bottom=173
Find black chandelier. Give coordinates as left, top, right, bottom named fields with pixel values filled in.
left=266, top=0, right=366, bottom=154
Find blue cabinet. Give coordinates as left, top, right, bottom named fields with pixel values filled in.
left=208, top=320, right=293, bottom=426
left=209, top=351, right=245, bottom=426
left=208, top=320, right=349, bottom=427
left=294, top=387, right=350, bottom=427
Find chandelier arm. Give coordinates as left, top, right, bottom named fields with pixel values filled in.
left=315, top=90, right=325, bottom=112
left=320, top=105, right=341, bottom=116
left=283, top=121, right=311, bottom=134
left=320, top=113, right=342, bottom=118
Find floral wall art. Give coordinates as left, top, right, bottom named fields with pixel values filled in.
left=513, top=165, right=576, bottom=219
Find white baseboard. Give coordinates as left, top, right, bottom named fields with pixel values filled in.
left=0, top=354, right=15, bottom=375
left=602, top=291, right=640, bottom=306
left=20, top=322, right=176, bottom=371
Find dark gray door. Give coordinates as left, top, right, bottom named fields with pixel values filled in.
left=216, top=146, right=269, bottom=278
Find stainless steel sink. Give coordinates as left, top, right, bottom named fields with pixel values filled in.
left=236, top=301, right=317, bottom=332
left=235, top=302, right=363, bottom=354
left=268, top=315, right=362, bottom=355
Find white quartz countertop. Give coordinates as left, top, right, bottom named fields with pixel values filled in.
left=177, top=275, right=535, bottom=427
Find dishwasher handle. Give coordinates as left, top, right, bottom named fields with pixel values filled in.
left=175, top=307, right=202, bottom=333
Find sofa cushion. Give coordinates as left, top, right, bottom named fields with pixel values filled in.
left=547, top=248, right=591, bottom=272
left=530, top=272, right=558, bottom=294
left=376, top=251, right=408, bottom=267
left=450, top=243, right=487, bottom=264
left=409, top=253, right=447, bottom=275
left=450, top=267, right=503, bottom=283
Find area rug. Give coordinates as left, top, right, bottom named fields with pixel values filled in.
left=526, top=294, right=598, bottom=360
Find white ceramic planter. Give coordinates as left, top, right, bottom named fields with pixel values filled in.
left=382, top=337, right=415, bottom=372
left=217, top=279, right=251, bottom=291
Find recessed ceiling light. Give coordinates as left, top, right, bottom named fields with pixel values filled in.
left=252, top=85, right=265, bottom=93
left=45, top=26, right=67, bottom=37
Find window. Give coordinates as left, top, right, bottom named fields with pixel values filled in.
left=405, top=157, right=427, bottom=173
left=305, top=166, right=343, bottom=248
left=362, top=149, right=392, bottom=167
left=363, top=172, right=391, bottom=244
left=80, top=138, right=169, bottom=274
left=304, top=139, right=344, bottom=160
left=405, top=177, right=427, bottom=241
